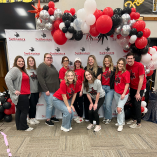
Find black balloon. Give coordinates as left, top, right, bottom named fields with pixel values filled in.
left=75, top=31, right=83, bottom=41
left=62, top=27, right=68, bottom=33
left=65, top=20, right=71, bottom=28
left=136, top=31, right=143, bottom=38
left=43, top=5, right=49, bottom=11
left=130, top=44, right=139, bottom=54
left=70, top=34, right=75, bottom=40
left=0, top=96, right=5, bottom=104
left=73, top=30, right=77, bottom=34
left=106, top=28, right=115, bottom=36
left=147, top=38, right=151, bottom=46
left=0, top=112, right=4, bottom=120
left=129, top=28, right=137, bottom=36
left=4, top=114, right=12, bottom=122
left=112, top=14, right=122, bottom=28
left=68, top=26, right=75, bottom=33
left=122, top=7, right=131, bottom=14
left=134, top=53, right=142, bottom=62
left=62, top=13, right=72, bottom=22
left=3, top=102, right=11, bottom=109
left=0, top=105, right=4, bottom=112
left=113, top=8, right=123, bottom=16
left=139, top=46, right=149, bottom=55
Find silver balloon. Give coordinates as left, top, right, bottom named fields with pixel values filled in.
left=123, top=44, right=130, bottom=51
left=45, top=22, right=53, bottom=31
left=122, top=13, right=130, bottom=25
left=39, top=10, right=50, bottom=21
left=36, top=19, right=42, bottom=27
left=145, top=69, right=150, bottom=74
left=121, top=25, right=131, bottom=37
left=54, top=9, right=63, bottom=20
left=73, top=18, right=83, bottom=31
left=144, top=65, right=146, bottom=70
left=50, top=15, right=55, bottom=23
left=115, top=26, right=122, bottom=34
left=129, top=19, right=136, bottom=27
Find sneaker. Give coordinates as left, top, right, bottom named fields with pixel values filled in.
left=117, top=125, right=123, bottom=132
left=115, top=122, right=125, bottom=126
left=129, top=123, right=141, bottom=128
left=127, top=120, right=136, bottom=125
left=25, top=127, right=34, bottom=131
left=105, top=119, right=111, bottom=125
left=102, top=118, right=106, bottom=123
left=69, top=127, right=72, bottom=131
left=74, top=116, right=79, bottom=121
left=76, top=117, right=84, bottom=123
left=51, top=117, right=59, bottom=122
left=33, top=118, right=40, bottom=124
left=61, top=126, right=70, bottom=132
left=29, top=119, right=36, bottom=125
left=87, top=124, right=94, bottom=130
left=45, top=120, right=54, bottom=126
left=94, top=125, right=101, bottom=132
left=85, top=119, right=89, bottom=122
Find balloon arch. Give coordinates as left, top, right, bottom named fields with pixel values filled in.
left=28, top=0, right=157, bottom=76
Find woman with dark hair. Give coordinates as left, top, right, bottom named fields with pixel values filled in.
left=59, top=56, right=69, bottom=82
left=5, top=56, right=33, bottom=131
left=83, top=70, right=105, bottom=132
left=53, top=70, right=79, bottom=132
left=26, top=56, right=40, bottom=125
left=114, top=58, right=130, bottom=132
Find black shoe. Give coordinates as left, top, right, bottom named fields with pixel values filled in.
left=51, top=117, right=59, bottom=122
left=45, top=120, right=54, bottom=126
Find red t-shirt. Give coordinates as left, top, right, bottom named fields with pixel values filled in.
left=74, top=68, right=85, bottom=92
left=53, top=80, right=79, bottom=100
left=59, top=67, right=69, bottom=80
left=101, top=67, right=111, bottom=86
left=20, top=72, right=30, bottom=95
left=126, top=61, right=146, bottom=90
left=114, top=70, right=130, bottom=95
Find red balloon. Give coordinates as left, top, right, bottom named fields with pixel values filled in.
left=142, top=97, right=145, bottom=101
left=152, top=46, right=157, bottom=51
left=135, top=12, right=140, bottom=20
left=123, top=49, right=129, bottom=53
left=131, top=8, right=136, bottom=12
left=70, top=8, right=75, bottom=16
left=141, top=107, right=144, bottom=113
left=64, top=10, right=70, bottom=13
left=147, top=70, right=154, bottom=76
left=135, top=36, right=148, bottom=49
left=48, top=8, right=54, bottom=15
left=96, top=15, right=113, bottom=34
left=117, top=34, right=122, bottom=39
left=51, top=29, right=56, bottom=36
left=103, top=7, right=113, bottom=17
left=11, top=102, right=15, bottom=114
left=94, top=9, right=103, bottom=20
left=54, top=20, right=62, bottom=30
left=4, top=108, right=12, bottom=115
left=143, top=28, right=151, bottom=38
left=48, top=1, right=55, bottom=8
left=130, top=12, right=136, bottom=20
left=53, top=29, right=67, bottom=45
left=7, top=98, right=12, bottom=103
left=110, top=34, right=114, bottom=37
left=132, top=20, right=146, bottom=32
left=89, top=23, right=99, bottom=37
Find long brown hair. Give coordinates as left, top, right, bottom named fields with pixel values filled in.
left=102, top=55, right=114, bottom=72
left=13, top=56, right=27, bottom=73
left=83, top=70, right=96, bottom=92
left=74, top=61, right=84, bottom=70
left=116, top=58, right=126, bottom=74
left=27, top=56, right=37, bottom=70
left=64, top=70, right=77, bottom=86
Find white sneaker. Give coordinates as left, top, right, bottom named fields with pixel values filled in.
left=25, top=127, right=34, bottom=131
left=94, top=125, right=101, bottom=132
left=29, top=119, right=36, bottom=125
left=74, top=116, right=79, bottom=121
left=69, top=127, right=72, bottom=131
left=129, top=123, right=141, bottom=128
left=127, top=120, right=136, bottom=125
left=87, top=124, right=94, bottom=130
left=61, top=126, right=70, bottom=132
left=76, top=117, right=84, bottom=123
left=33, top=118, right=40, bottom=124
left=102, top=118, right=106, bottom=123
left=117, top=125, right=123, bottom=132
left=105, top=119, right=111, bottom=125
left=115, top=122, right=125, bottom=126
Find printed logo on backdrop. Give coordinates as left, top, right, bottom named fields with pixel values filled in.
left=35, top=32, right=52, bottom=42
left=50, top=47, right=65, bottom=55
left=75, top=47, right=90, bottom=55
left=100, top=47, right=114, bottom=55
left=69, top=61, right=74, bottom=69
left=24, top=47, right=40, bottom=56
left=9, top=32, right=25, bottom=41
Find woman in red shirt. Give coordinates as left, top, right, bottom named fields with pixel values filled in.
left=59, top=56, right=69, bottom=82
left=73, top=57, right=85, bottom=123
left=53, top=70, right=79, bottom=132
left=114, top=58, right=130, bottom=132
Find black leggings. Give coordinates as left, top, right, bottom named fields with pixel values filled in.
left=89, top=96, right=105, bottom=125
left=73, top=92, right=83, bottom=117
left=15, top=95, right=29, bottom=130
left=83, top=94, right=90, bottom=120
left=29, top=93, right=39, bottom=118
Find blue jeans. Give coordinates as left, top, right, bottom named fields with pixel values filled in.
left=52, top=97, right=74, bottom=129
left=102, top=85, right=114, bottom=120
left=114, top=92, right=129, bottom=125
left=43, top=92, right=55, bottom=119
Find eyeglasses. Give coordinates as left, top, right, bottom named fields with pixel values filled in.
left=63, top=60, right=69, bottom=62
left=46, top=57, right=52, bottom=59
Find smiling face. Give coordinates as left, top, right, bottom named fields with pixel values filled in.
left=85, top=71, right=93, bottom=81
left=75, top=60, right=81, bottom=69
left=17, top=58, right=24, bottom=69
left=63, top=57, right=69, bottom=67
left=67, top=72, right=74, bottom=83
left=104, top=58, right=110, bottom=67
left=126, top=55, right=134, bottom=66
left=28, top=58, right=34, bottom=68
left=118, top=60, right=124, bottom=71
left=44, top=54, right=53, bottom=65
left=88, top=57, right=95, bottom=67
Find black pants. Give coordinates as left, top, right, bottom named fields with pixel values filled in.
left=73, top=92, right=83, bottom=117
left=29, top=93, right=39, bottom=118
left=15, top=95, right=29, bottom=130
left=83, top=94, right=90, bottom=120
left=130, top=88, right=144, bottom=124
left=89, top=96, right=105, bottom=125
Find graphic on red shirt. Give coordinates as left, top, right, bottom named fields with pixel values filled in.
left=75, top=72, right=79, bottom=80
left=129, top=70, right=136, bottom=80
left=67, top=88, right=75, bottom=98
left=89, top=87, right=97, bottom=97
left=102, top=70, right=111, bottom=80
left=30, top=72, right=37, bottom=81
left=115, top=74, right=121, bottom=85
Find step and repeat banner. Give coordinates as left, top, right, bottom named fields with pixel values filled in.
left=5, top=30, right=125, bottom=119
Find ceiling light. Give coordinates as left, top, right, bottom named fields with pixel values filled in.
left=26, top=23, right=35, bottom=29
left=15, top=8, right=27, bottom=16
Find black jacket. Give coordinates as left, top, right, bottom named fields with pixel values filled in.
left=110, top=67, right=116, bottom=89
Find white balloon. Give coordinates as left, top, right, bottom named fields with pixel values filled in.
left=152, top=53, right=157, bottom=61
left=70, top=23, right=74, bottom=27
left=129, top=35, right=137, bottom=44
left=73, top=18, right=83, bottom=31
left=65, top=32, right=73, bottom=39
left=141, top=53, right=151, bottom=64
left=81, top=22, right=90, bottom=33
left=143, top=107, right=148, bottom=113
left=141, top=101, right=146, bottom=107
left=77, top=8, right=88, bottom=21
left=84, top=0, right=97, bottom=14
left=85, top=14, right=96, bottom=25
left=59, top=22, right=65, bottom=30
left=150, top=48, right=156, bottom=55
left=147, top=60, right=157, bottom=70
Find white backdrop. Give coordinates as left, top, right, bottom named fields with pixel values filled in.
left=5, top=30, right=126, bottom=119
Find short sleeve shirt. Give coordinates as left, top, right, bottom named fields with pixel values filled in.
left=59, top=67, right=69, bottom=80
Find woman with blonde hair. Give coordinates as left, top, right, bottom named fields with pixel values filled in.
left=114, top=58, right=130, bottom=132
left=101, top=55, right=115, bottom=124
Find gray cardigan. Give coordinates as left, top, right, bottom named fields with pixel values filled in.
left=5, top=67, right=23, bottom=105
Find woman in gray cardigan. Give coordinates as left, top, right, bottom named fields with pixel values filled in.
left=5, top=56, right=33, bottom=131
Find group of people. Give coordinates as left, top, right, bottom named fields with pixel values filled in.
left=5, top=52, right=146, bottom=132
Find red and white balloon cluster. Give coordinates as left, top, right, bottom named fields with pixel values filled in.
left=141, top=101, right=148, bottom=114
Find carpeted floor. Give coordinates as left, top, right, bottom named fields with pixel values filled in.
left=0, top=116, right=157, bottom=157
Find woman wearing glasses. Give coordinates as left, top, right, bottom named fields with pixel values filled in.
left=59, top=56, right=69, bottom=82
left=37, top=53, right=60, bottom=126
